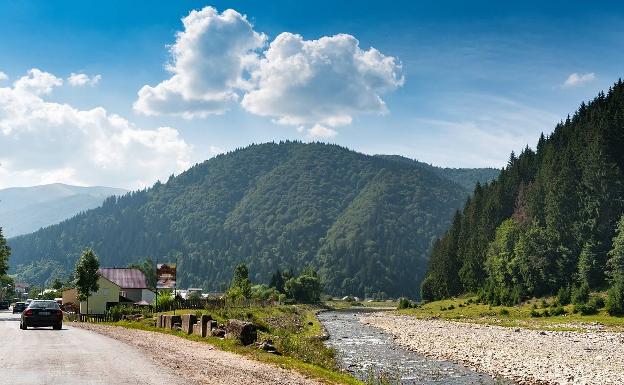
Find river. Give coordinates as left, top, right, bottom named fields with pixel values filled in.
left=318, top=309, right=511, bottom=384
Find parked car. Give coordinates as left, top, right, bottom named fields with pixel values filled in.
left=0, top=300, right=9, bottom=310
left=20, top=300, right=63, bottom=330
left=12, top=302, right=26, bottom=313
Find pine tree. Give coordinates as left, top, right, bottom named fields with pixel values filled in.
left=0, top=228, right=10, bottom=277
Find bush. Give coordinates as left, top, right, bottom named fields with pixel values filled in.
left=397, top=297, right=417, bottom=309
left=606, top=278, right=624, bottom=316
left=550, top=306, right=566, bottom=316
left=589, top=296, right=605, bottom=310
left=530, top=309, right=541, bottom=318
left=499, top=308, right=510, bottom=316
left=541, top=299, right=549, bottom=308
left=572, top=282, right=590, bottom=305
left=573, top=303, right=598, bottom=315
left=447, top=304, right=455, bottom=310
left=557, top=286, right=571, bottom=306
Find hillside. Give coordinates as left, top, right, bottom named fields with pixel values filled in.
left=422, top=80, right=624, bottom=303
left=7, top=142, right=493, bottom=298
left=0, top=184, right=127, bottom=237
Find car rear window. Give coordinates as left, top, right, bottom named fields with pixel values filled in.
left=28, top=301, right=60, bottom=309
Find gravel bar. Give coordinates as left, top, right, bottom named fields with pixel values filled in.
left=361, top=314, right=624, bottom=385
left=73, top=323, right=322, bottom=385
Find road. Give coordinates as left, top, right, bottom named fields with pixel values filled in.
left=0, top=309, right=189, bottom=385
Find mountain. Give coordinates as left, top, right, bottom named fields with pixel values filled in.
left=375, top=155, right=500, bottom=190
left=0, top=184, right=127, bottom=237
left=422, top=81, right=624, bottom=304
left=7, top=142, right=497, bottom=298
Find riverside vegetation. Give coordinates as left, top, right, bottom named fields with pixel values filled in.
left=422, top=80, right=624, bottom=317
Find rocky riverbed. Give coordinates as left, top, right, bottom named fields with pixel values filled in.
left=318, top=310, right=510, bottom=384
left=362, top=313, right=624, bottom=385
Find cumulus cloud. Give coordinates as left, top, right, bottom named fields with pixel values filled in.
left=242, top=33, right=404, bottom=130
left=562, top=72, right=596, bottom=88
left=68, top=72, right=102, bottom=87
left=0, top=69, right=193, bottom=188
left=306, top=124, right=337, bottom=139
left=134, top=7, right=266, bottom=119
left=0, top=72, right=7, bottom=81
left=134, top=6, right=404, bottom=137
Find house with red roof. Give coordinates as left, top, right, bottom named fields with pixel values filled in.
left=99, top=268, right=155, bottom=304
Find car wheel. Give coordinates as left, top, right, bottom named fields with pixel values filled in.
left=20, top=322, right=26, bottom=330
left=53, top=323, right=62, bottom=330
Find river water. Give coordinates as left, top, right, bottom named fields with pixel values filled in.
left=318, top=310, right=510, bottom=385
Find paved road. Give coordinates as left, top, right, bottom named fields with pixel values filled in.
left=0, top=309, right=188, bottom=385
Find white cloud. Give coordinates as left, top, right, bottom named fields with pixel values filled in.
left=562, top=72, right=596, bottom=88
left=306, top=124, right=337, bottom=140
left=242, top=33, right=404, bottom=132
left=134, top=7, right=266, bottom=119
left=134, top=6, right=404, bottom=137
left=68, top=72, right=102, bottom=87
left=0, top=72, right=7, bottom=81
left=0, top=69, right=193, bottom=189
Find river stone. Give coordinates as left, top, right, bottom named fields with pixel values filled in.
left=225, top=319, right=257, bottom=345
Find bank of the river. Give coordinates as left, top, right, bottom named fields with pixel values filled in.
left=319, top=310, right=512, bottom=385
left=363, top=313, right=624, bottom=385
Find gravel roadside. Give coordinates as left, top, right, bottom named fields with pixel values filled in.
left=73, top=323, right=322, bottom=385
left=361, top=313, right=624, bottom=385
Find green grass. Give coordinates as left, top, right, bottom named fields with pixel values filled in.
left=108, top=305, right=363, bottom=385
left=398, top=294, right=624, bottom=332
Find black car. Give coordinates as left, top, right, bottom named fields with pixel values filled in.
left=20, top=300, right=63, bottom=330
left=0, top=300, right=9, bottom=310
left=12, top=302, right=26, bottom=313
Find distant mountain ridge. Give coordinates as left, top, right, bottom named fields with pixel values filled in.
left=8, top=142, right=499, bottom=297
left=0, top=183, right=127, bottom=237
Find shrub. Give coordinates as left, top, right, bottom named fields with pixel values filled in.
left=541, top=299, right=549, bottom=308
left=397, top=297, right=416, bottom=309
left=571, top=282, right=590, bottom=305
left=499, top=308, right=510, bottom=316
left=530, top=309, right=541, bottom=318
left=573, top=303, right=598, bottom=315
left=550, top=306, right=566, bottom=316
left=447, top=304, right=455, bottom=310
left=589, top=296, right=605, bottom=310
left=606, top=278, right=624, bottom=316
left=557, top=286, right=572, bottom=306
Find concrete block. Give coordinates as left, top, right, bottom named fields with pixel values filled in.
left=181, top=314, right=197, bottom=335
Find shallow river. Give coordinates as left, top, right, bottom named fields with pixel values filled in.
left=318, top=310, right=511, bottom=385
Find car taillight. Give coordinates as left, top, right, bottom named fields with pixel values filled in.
left=24, top=309, right=33, bottom=317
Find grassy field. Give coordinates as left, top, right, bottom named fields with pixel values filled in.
left=107, top=305, right=365, bottom=385
left=398, top=294, right=624, bottom=332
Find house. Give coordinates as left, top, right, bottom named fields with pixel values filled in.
left=99, top=268, right=155, bottom=304
left=62, top=275, right=121, bottom=314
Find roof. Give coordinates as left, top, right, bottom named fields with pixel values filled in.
left=99, top=268, right=148, bottom=289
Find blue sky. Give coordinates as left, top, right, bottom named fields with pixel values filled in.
left=0, top=1, right=623, bottom=188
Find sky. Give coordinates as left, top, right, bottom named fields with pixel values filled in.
left=1, top=0, right=623, bottom=189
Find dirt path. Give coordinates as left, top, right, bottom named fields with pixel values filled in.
left=362, top=313, right=624, bottom=385
left=73, top=323, right=322, bottom=385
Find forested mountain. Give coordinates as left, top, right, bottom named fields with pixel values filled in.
left=422, top=80, right=624, bottom=304
left=375, top=155, right=500, bottom=190
left=8, top=142, right=491, bottom=298
left=0, top=184, right=127, bottom=237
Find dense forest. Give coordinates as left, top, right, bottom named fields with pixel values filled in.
left=8, top=142, right=497, bottom=298
left=422, top=80, right=624, bottom=305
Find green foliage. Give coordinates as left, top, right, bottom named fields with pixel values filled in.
left=0, top=227, right=10, bottom=277
left=8, top=142, right=477, bottom=299
left=128, top=257, right=157, bottom=289
left=228, top=263, right=252, bottom=300
left=572, top=282, right=590, bottom=305
left=557, top=286, right=572, bottom=306
left=285, top=269, right=322, bottom=303
left=74, top=249, right=100, bottom=304
left=423, top=82, right=624, bottom=301
left=250, top=284, right=279, bottom=301
left=606, top=277, right=624, bottom=316
left=573, top=303, right=598, bottom=316
left=155, top=289, right=173, bottom=309
left=397, top=297, right=418, bottom=309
